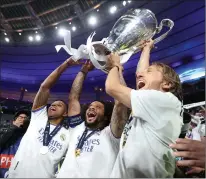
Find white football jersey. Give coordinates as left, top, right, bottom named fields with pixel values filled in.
left=8, top=106, right=70, bottom=178
left=111, top=89, right=183, bottom=178
left=57, top=119, right=120, bottom=178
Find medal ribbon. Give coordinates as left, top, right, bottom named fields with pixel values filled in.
left=43, top=121, right=64, bottom=147
left=76, top=128, right=99, bottom=150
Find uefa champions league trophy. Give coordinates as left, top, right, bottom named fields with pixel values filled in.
left=55, top=9, right=174, bottom=73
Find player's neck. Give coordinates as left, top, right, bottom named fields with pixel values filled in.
left=86, top=122, right=103, bottom=130
left=49, top=118, right=62, bottom=126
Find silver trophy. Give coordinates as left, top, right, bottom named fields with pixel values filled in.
left=55, top=9, right=174, bottom=73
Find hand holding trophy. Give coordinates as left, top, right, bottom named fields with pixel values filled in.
left=105, top=53, right=123, bottom=72
left=55, top=9, right=174, bottom=73
left=81, top=60, right=95, bottom=74
left=139, top=39, right=155, bottom=51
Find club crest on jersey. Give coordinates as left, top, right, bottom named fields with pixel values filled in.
left=60, top=134, right=66, bottom=141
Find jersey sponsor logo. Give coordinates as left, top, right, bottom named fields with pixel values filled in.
left=76, top=136, right=100, bottom=153
left=0, top=154, right=14, bottom=169
left=37, top=128, right=64, bottom=153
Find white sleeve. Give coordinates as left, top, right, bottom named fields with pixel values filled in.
left=103, top=126, right=120, bottom=151
left=30, top=106, right=48, bottom=125
left=130, top=89, right=182, bottom=128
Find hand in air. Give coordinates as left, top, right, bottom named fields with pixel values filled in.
left=106, top=53, right=123, bottom=71
left=66, top=58, right=84, bottom=66
left=81, top=60, right=94, bottom=73
left=170, top=138, right=205, bottom=174
left=139, top=39, right=154, bottom=50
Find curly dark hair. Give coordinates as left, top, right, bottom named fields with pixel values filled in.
left=81, top=101, right=114, bottom=130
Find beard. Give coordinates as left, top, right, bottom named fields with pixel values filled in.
left=85, top=115, right=109, bottom=130
left=85, top=118, right=99, bottom=129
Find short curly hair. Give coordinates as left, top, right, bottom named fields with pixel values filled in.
left=152, top=62, right=183, bottom=101
left=81, top=101, right=114, bottom=130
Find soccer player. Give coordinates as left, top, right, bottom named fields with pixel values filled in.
left=8, top=57, right=80, bottom=178
left=106, top=40, right=183, bottom=177
left=57, top=61, right=128, bottom=178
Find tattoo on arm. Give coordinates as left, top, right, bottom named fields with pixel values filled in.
left=68, top=71, right=87, bottom=116
left=111, top=103, right=128, bottom=138
left=110, top=70, right=128, bottom=138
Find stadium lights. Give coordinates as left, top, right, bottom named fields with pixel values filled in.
left=58, top=28, right=67, bottom=37
left=28, top=36, right=33, bottom=41
left=5, top=37, right=9, bottom=42
left=35, top=35, right=41, bottom=41
left=72, top=26, right=76, bottom=31
left=110, top=6, right=117, bottom=14
left=88, top=16, right=98, bottom=26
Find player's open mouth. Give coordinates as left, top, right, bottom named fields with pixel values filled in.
left=137, top=80, right=145, bottom=89
left=87, top=112, right=97, bottom=121
left=50, top=107, right=56, bottom=112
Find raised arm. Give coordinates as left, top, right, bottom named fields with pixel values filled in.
left=32, top=57, right=78, bottom=110
left=106, top=66, right=132, bottom=109
left=106, top=53, right=132, bottom=109
left=68, top=61, right=94, bottom=116
left=110, top=68, right=128, bottom=138
left=136, top=39, right=154, bottom=89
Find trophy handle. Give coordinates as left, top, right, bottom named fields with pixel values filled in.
left=154, top=19, right=174, bottom=45
left=124, top=19, right=174, bottom=55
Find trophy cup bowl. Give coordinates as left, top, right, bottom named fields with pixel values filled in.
left=87, top=8, right=174, bottom=73
left=55, top=8, right=174, bottom=73
left=105, top=8, right=157, bottom=53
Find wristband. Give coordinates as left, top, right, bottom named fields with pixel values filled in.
left=114, top=66, right=119, bottom=71
left=80, top=70, right=88, bottom=75
left=114, top=65, right=123, bottom=72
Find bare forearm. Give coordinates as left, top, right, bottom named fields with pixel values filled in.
left=119, top=69, right=127, bottom=86
left=110, top=102, right=128, bottom=138
left=68, top=60, right=94, bottom=116
left=32, top=58, right=73, bottom=110
left=106, top=67, right=132, bottom=109
left=111, top=69, right=128, bottom=137
left=69, top=71, right=87, bottom=100
left=41, top=59, right=71, bottom=89
left=136, top=47, right=151, bottom=73
left=114, top=69, right=127, bottom=104
left=106, top=67, right=121, bottom=93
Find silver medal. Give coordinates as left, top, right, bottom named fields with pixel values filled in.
left=40, top=146, right=49, bottom=155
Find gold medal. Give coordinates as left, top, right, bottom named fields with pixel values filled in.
left=75, top=148, right=81, bottom=157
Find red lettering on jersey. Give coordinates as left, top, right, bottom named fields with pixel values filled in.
left=0, top=154, right=14, bottom=168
